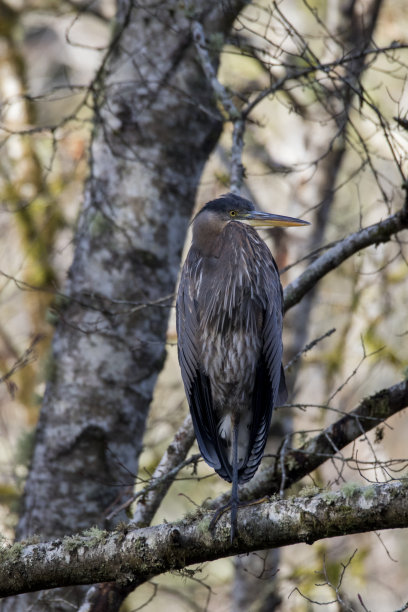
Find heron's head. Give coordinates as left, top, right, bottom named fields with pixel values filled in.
left=193, top=193, right=309, bottom=237
left=191, top=193, right=309, bottom=257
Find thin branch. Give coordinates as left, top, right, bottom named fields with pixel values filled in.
left=0, top=334, right=44, bottom=397
left=128, top=415, right=196, bottom=526
left=192, top=21, right=245, bottom=192
left=241, top=42, right=408, bottom=119
left=283, top=208, right=408, bottom=313
left=285, top=327, right=336, bottom=371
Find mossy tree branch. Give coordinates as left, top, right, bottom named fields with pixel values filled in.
left=1, top=481, right=408, bottom=599
left=129, top=361, right=408, bottom=522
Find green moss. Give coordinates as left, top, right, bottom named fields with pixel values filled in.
left=116, top=521, right=129, bottom=533
left=82, top=526, right=108, bottom=547
left=23, top=534, right=41, bottom=545
left=54, top=293, right=71, bottom=310
left=89, top=211, right=111, bottom=237
left=341, top=482, right=362, bottom=499
left=371, top=396, right=389, bottom=418
left=0, top=541, right=24, bottom=563
left=178, top=1, right=197, bottom=18
left=196, top=516, right=212, bottom=534
left=15, top=429, right=36, bottom=470
left=362, top=486, right=375, bottom=500
left=298, top=431, right=310, bottom=446
left=321, top=490, right=337, bottom=504
left=208, top=32, right=224, bottom=55
left=286, top=455, right=299, bottom=471
left=62, top=534, right=83, bottom=553
left=42, top=352, right=58, bottom=384
left=63, top=526, right=108, bottom=552
left=45, top=308, right=59, bottom=327
left=183, top=506, right=206, bottom=522
left=298, top=485, right=320, bottom=498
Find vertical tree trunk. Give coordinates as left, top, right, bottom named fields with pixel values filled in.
left=2, top=2, right=245, bottom=610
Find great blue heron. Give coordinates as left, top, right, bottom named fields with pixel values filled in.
left=176, top=193, right=309, bottom=541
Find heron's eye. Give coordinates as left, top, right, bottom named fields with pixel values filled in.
left=229, top=210, right=237, bottom=217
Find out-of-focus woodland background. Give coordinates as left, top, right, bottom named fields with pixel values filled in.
left=0, top=0, right=408, bottom=610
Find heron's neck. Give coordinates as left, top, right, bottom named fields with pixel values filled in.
left=192, top=211, right=228, bottom=258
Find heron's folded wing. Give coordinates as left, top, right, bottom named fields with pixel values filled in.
left=238, top=267, right=284, bottom=483
left=176, top=256, right=231, bottom=482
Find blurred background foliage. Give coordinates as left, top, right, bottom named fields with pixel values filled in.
left=0, top=0, right=408, bottom=610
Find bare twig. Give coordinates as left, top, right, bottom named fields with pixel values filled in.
left=0, top=335, right=44, bottom=397
left=192, top=21, right=245, bottom=192
left=285, top=328, right=336, bottom=371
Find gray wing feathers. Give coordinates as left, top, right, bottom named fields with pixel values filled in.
left=176, top=257, right=199, bottom=395
left=238, top=248, right=285, bottom=483
left=177, top=253, right=230, bottom=479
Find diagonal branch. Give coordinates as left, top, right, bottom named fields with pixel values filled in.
left=283, top=207, right=408, bottom=312
left=131, top=415, right=197, bottom=527
left=1, top=480, right=408, bottom=598
left=209, top=379, right=408, bottom=508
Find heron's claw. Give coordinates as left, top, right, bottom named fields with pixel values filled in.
left=209, top=496, right=270, bottom=543
left=209, top=501, right=238, bottom=543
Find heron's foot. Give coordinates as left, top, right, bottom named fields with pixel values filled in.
left=209, top=501, right=234, bottom=535
left=209, top=500, right=239, bottom=543
left=240, top=495, right=269, bottom=508
left=209, top=496, right=269, bottom=543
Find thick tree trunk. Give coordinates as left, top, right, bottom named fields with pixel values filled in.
left=2, top=2, right=245, bottom=610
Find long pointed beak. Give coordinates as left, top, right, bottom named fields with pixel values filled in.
left=244, top=211, right=310, bottom=228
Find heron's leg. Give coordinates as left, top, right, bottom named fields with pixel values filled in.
left=209, top=417, right=241, bottom=542
left=230, top=417, right=240, bottom=543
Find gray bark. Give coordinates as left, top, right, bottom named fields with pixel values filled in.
left=1, top=480, right=408, bottom=598
left=3, top=1, right=245, bottom=610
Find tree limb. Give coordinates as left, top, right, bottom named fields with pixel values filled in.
left=128, top=346, right=407, bottom=528
left=1, top=481, right=408, bottom=599
left=284, top=208, right=408, bottom=312
left=192, top=20, right=245, bottom=193
left=209, top=380, right=408, bottom=508
left=131, top=415, right=197, bottom=527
